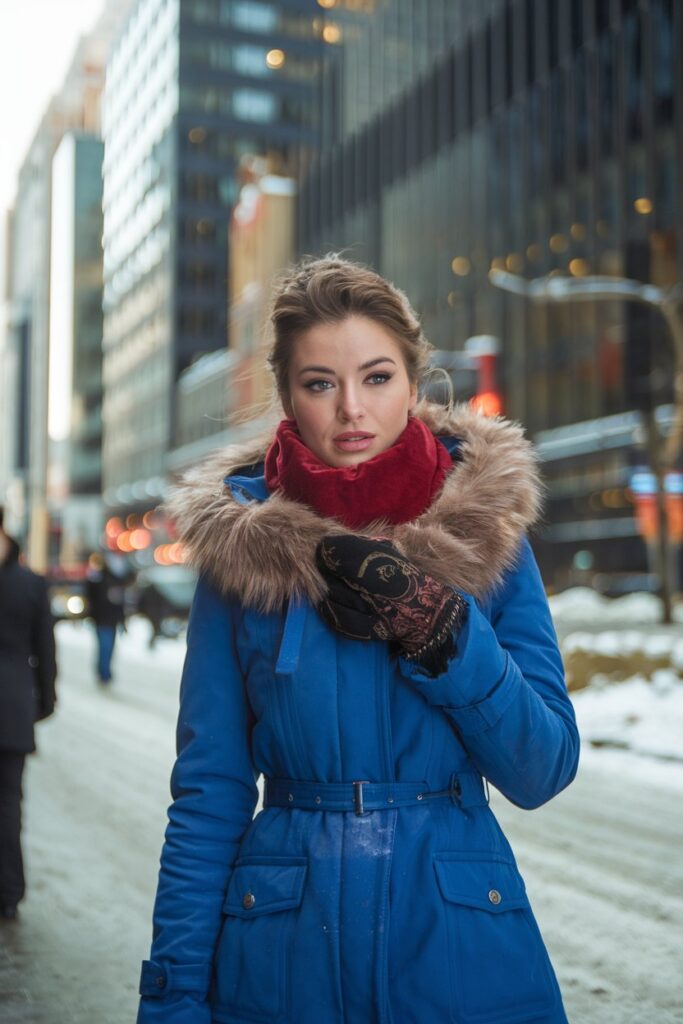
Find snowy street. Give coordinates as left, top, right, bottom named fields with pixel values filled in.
left=1, top=616, right=682, bottom=1023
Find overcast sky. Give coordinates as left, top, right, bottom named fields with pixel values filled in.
left=0, top=0, right=104, bottom=224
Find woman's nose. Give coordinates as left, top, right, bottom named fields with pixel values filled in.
left=338, top=385, right=364, bottom=421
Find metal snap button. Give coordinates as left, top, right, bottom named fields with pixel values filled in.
left=243, top=891, right=255, bottom=909
left=488, top=889, right=502, bottom=905
left=155, top=976, right=165, bottom=988
left=387, top=796, right=394, bottom=804
left=288, top=793, right=293, bottom=801
left=315, top=795, right=321, bottom=804
left=416, top=793, right=423, bottom=801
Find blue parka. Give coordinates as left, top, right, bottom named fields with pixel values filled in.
left=138, top=404, right=579, bottom=1024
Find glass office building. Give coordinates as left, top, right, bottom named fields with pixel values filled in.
left=47, top=133, right=105, bottom=562
left=299, top=0, right=682, bottom=589
left=49, top=134, right=105, bottom=495
left=101, top=0, right=320, bottom=508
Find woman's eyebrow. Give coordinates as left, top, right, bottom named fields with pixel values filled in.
left=298, top=357, right=397, bottom=377
left=298, top=365, right=335, bottom=376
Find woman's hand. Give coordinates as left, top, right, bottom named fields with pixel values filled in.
left=315, top=534, right=467, bottom=675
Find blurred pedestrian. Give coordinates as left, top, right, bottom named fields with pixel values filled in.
left=135, top=579, right=165, bottom=649
left=137, top=255, right=579, bottom=1023
left=85, top=551, right=131, bottom=684
left=0, top=507, right=56, bottom=921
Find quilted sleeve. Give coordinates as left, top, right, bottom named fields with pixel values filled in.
left=399, top=536, right=579, bottom=809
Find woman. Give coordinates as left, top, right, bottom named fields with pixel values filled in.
left=137, top=255, right=579, bottom=1024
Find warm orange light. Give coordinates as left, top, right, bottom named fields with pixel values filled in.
left=154, top=544, right=171, bottom=565
left=317, top=0, right=337, bottom=8
left=116, top=531, right=134, bottom=553
left=266, top=48, right=285, bottom=68
left=526, top=243, right=542, bottom=263
left=105, top=517, right=124, bottom=538
left=569, top=258, right=590, bottom=277
left=451, top=256, right=471, bottom=276
left=549, top=234, right=569, bottom=253
left=470, top=391, right=503, bottom=417
left=142, top=510, right=159, bottom=529
left=168, top=543, right=186, bottom=564
left=505, top=252, right=524, bottom=273
left=188, top=126, right=206, bottom=144
left=130, top=529, right=152, bottom=550
left=570, top=223, right=587, bottom=241
left=126, top=514, right=140, bottom=529
left=322, top=23, right=342, bottom=43
left=634, top=197, right=653, bottom=215
left=490, top=257, right=506, bottom=271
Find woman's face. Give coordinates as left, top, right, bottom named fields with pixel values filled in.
left=283, top=314, right=417, bottom=468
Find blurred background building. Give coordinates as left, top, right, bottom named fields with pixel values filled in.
left=1, top=0, right=682, bottom=600
left=48, top=132, right=105, bottom=564
left=100, top=0, right=320, bottom=522
left=300, top=0, right=682, bottom=592
left=2, top=1, right=134, bottom=569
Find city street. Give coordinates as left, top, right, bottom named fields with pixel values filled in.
left=0, top=622, right=682, bottom=1024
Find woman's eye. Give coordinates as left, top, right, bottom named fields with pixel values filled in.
left=367, top=373, right=391, bottom=385
left=304, top=379, right=334, bottom=392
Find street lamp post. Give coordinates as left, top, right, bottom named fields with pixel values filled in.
left=489, top=269, right=683, bottom=622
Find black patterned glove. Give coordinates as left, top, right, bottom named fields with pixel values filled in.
left=315, top=535, right=467, bottom=676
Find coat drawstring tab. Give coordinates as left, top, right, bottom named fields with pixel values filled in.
left=275, top=596, right=307, bottom=677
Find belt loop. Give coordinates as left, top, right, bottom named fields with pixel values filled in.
left=353, top=780, right=368, bottom=816
left=448, top=772, right=463, bottom=807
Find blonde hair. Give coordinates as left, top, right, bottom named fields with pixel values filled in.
left=267, top=253, right=433, bottom=402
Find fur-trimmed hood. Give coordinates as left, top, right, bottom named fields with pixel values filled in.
left=165, top=402, right=544, bottom=612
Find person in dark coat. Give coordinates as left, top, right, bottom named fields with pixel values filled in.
left=0, top=507, right=56, bottom=920
left=137, top=256, right=579, bottom=1023
left=85, top=552, right=131, bottom=684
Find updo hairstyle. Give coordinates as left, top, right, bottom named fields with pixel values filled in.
left=267, top=254, right=433, bottom=404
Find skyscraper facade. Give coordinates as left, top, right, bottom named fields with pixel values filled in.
left=101, top=0, right=321, bottom=513
left=299, top=0, right=682, bottom=589
left=48, top=133, right=105, bottom=562
left=2, top=0, right=134, bottom=568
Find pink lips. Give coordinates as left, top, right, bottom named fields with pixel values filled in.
left=333, top=432, right=375, bottom=453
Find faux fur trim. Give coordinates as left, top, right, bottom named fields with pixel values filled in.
left=165, top=401, right=544, bottom=612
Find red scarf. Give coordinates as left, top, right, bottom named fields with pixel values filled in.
left=264, top=416, right=453, bottom=530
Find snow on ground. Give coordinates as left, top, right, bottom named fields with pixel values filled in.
left=55, top=615, right=186, bottom=673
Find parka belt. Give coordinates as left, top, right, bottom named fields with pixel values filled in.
left=263, top=772, right=489, bottom=816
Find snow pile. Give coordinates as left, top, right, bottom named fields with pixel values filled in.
left=571, top=670, right=683, bottom=764
left=548, top=587, right=680, bottom=626
left=561, top=627, right=683, bottom=768
left=560, top=628, right=683, bottom=691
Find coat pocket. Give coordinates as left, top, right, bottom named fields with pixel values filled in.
left=212, top=856, right=307, bottom=1023
left=433, top=853, right=557, bottom=1024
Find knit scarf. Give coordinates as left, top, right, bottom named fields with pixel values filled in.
left=264, top=416, right=453, bottom=530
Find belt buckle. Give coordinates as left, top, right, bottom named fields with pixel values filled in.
left=352, top=780, right=369, bottom=816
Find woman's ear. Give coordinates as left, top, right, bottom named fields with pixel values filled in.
left=408, top=382, right=418, bottom=414
left=282, top=393, right=294, bottom=419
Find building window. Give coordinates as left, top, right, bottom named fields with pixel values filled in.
left=224, top=1, right=277, bottom=33
left=232, top=88, right=277, bottom=123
